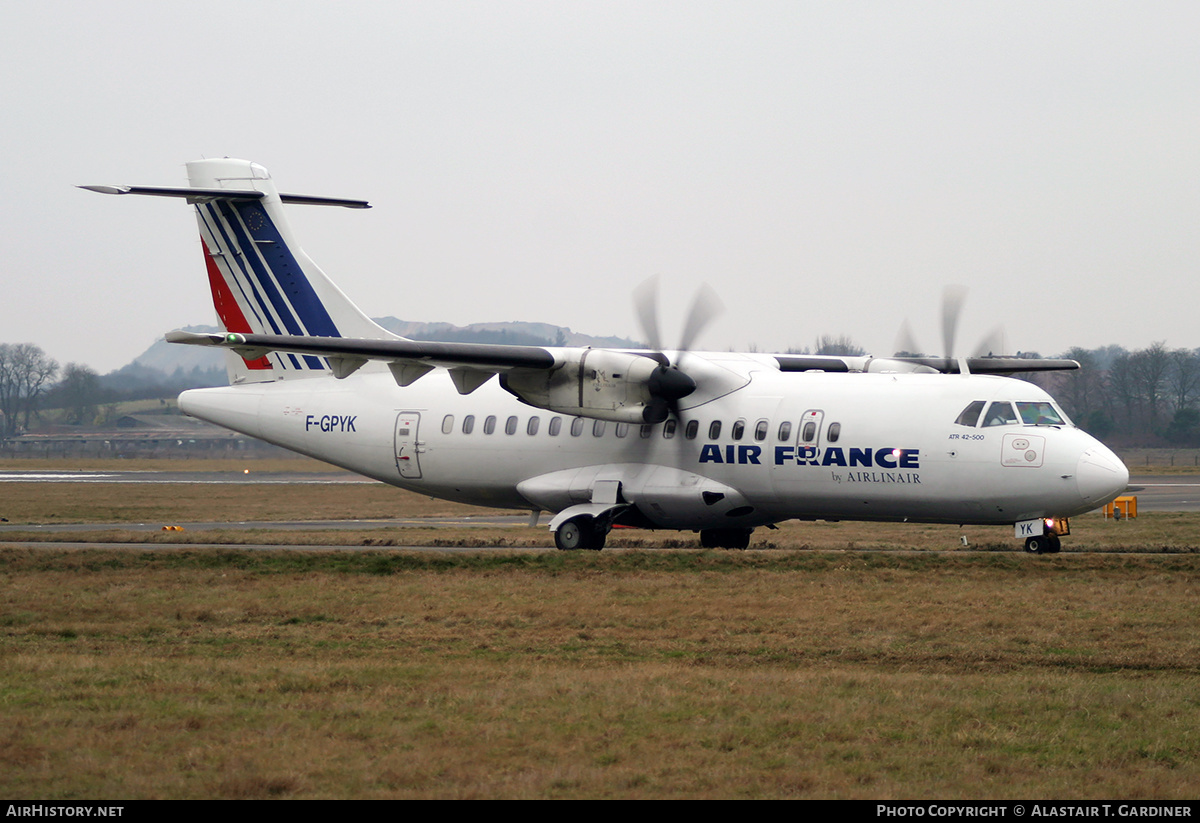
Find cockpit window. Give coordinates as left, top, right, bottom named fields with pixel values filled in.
left=982, top=402, right=1018, bottom=427
left=955, top=400, right=986, bottom=427
left=1016, top=402, right=1066, bottom=426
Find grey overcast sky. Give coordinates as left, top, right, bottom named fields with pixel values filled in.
left=2, top=1, right=1198, bottom=372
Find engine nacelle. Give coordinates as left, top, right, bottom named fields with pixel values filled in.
left=500, top=349, right=667, bottom=424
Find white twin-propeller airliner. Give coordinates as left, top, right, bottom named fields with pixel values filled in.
left=83, top=158, right=1129, bottom=552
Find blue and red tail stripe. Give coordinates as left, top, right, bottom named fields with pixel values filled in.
left=197, top=200, right=343, bottom=371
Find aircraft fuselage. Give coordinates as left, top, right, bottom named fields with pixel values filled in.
left=181, top=360, right=1126, bottom=531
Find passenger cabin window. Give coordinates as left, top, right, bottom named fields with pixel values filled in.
left=615, top=423, right=628, bottom=438
left=955, top=400, right=986, bottom=427
left=549, top=417, right=562, bottom=436
left=570, top=418, right=585, bottom=437
left=462, top=415, right=475, bottom=435
left=801, top=421, right=817, bottom=442
left=640, top=424, right=653, bottom=439
left=983, top=402, right=1018, bottom=427
left=708, top=421, right=722, bottom=440
left=505, top=416, right=518, bottom=435
left=527, top=417, right=540, bottom=435
left=593, top=420, right=606, bottom=437
left=484, top=415, right=497, bottom=435
left=442, top=415, right=454, bottom=435
left=663, top=420, right=677, bottom=439
left=754, top=420, right=768, bottom=441
left=731, top=419, right=745, bottom=441
left=777, top=421, right=792, bottom=441
left=827, top=422, right=841, bottom=443
left=685, top=420, right=699, bottom=440
left=1016, top=402, right=1066, bottom=426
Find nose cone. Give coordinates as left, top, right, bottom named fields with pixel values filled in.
left=1077, top=445, right=1129, bottom=506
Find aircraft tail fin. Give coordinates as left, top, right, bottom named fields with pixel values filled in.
left=185, top=159, right=396, bottom=382
left=85, top=158, right=397, bottom=383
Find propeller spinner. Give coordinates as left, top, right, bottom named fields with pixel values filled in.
left=633, top=277, right=723, bottom=423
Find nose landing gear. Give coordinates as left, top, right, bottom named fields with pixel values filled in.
left=1023, top=533, right=1061, bottom=554
left=1023, top=517, right=1068, bottom=554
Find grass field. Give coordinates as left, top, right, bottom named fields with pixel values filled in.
left=2, top=459, right=1199, bottom=799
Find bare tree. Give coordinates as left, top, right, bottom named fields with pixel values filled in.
left=1104, top=351, right=1140, bottom=434
left=1054, top=346, right=1105, bottom=422
left=1167, top=347, right=1200, bottom=414
left=0, top=343, right=59, bottom=435
left=1131, top=341, right=1171, bottom=431
left=55, top=363, right=101, bottom=426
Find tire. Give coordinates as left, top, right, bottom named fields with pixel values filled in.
left=555, top=516, right=607, bottom=551
left=555, top=517, right=589, bottom=551
left=1024, top=536, right=1045, bottom=554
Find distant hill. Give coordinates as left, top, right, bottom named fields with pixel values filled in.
left=121, top=319, right=645, bottom=382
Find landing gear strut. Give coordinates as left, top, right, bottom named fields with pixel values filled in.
left=554, top=515, right=608, bottom=551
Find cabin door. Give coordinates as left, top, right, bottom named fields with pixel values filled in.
left=395, top=411, right=423, bottom=479
left=797, top=409, right=825, bottom=463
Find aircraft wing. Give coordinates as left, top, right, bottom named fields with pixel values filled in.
left=170, top=331, right=1079, bottom=378
left=167, top=330, right=556, bottom=369
left=166, top=330, right=557, bottom=389
left=774, top=354, right=1080, bottom=375
left=167, top=330, right=710, bottom=421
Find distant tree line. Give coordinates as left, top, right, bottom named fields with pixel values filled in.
left=5, top=337, right=1200, bottom=446
left=1048, top=342, right=1200, bottom=446
left=764, top=336, right=1200, bottom=447
left=0, top=342, right=223, bottom=434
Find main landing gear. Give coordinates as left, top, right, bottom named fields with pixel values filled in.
left=554, top=515, right=608, bottom=551
left=553, top=519, right=756, bottom=551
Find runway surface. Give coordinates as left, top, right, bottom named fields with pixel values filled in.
left=0, top=468, right=1195, bottom=507
left=0, top=469, right=1194, bottom=551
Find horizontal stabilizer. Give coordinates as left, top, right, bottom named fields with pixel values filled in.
left=79, top=184, right=370, bottom=209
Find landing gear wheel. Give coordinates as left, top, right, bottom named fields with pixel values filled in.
left=1024, top=534, right=1061, bottom=554
left=700, top=528, right=753, bottom=550
left=555, top=516, right=607, bottom=551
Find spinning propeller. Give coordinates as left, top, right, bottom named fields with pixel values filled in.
left=894, top=286, right=1006, bottom=373
left=633, top=277, right=723, bottom=423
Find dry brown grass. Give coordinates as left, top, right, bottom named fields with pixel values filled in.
left=2, top=549, right=1199, bottom=799
left=0, top=480, right=508, bottom=524
left=3, top=459, right=1200, bottom=799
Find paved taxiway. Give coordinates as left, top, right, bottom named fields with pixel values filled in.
left=0, top=469, right=1196, bottom=509
left=0, top=470, right=1195, bottom=551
